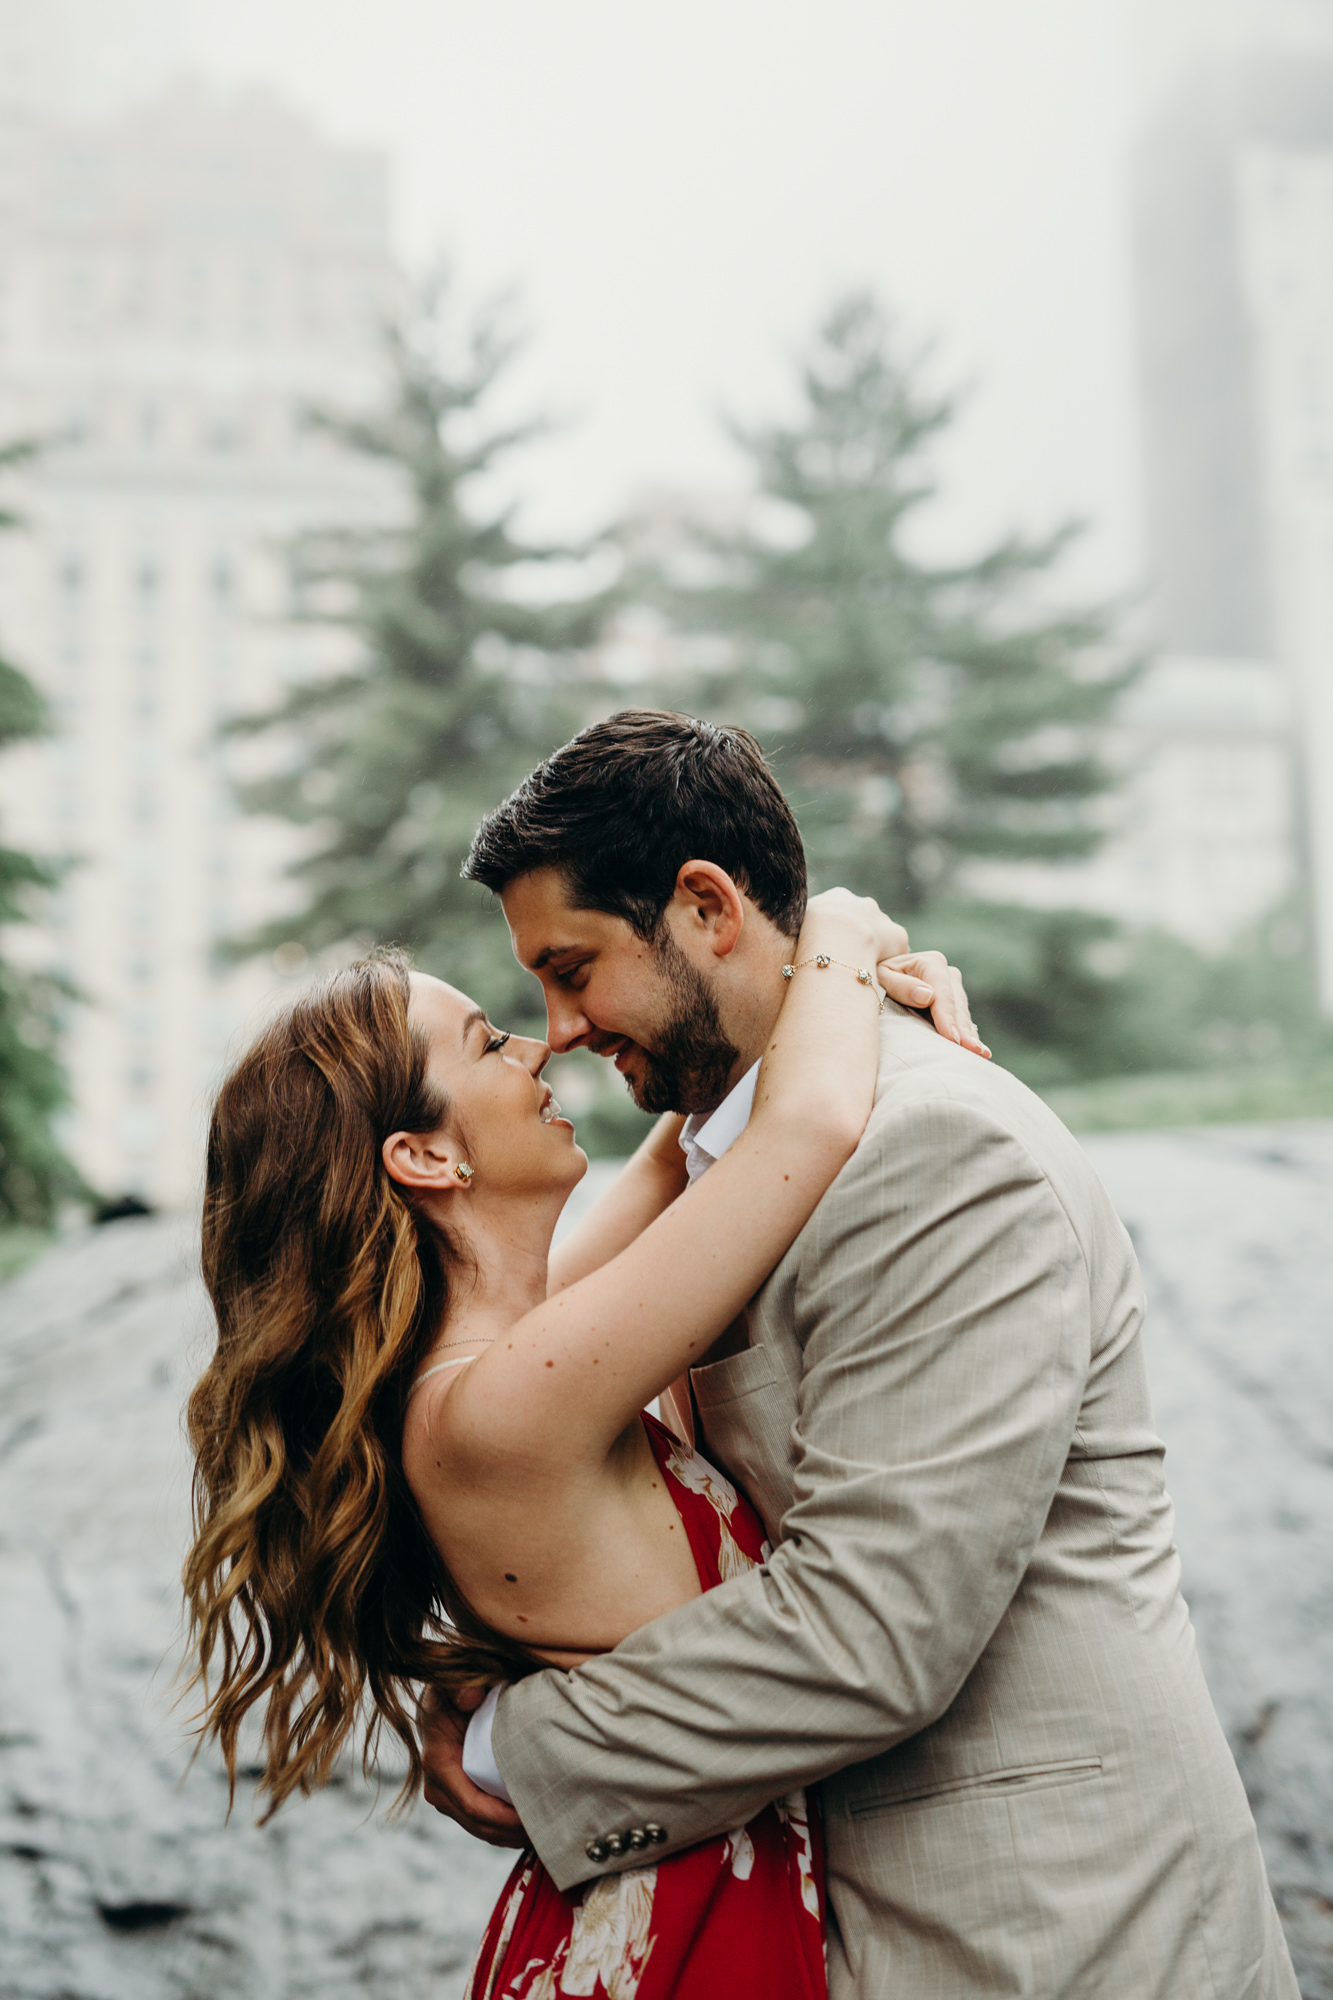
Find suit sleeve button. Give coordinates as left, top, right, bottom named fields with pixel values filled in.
left=585, top=1839, right=610, bottom=1863
left=604, top=1833, right=626, bottom=1857
left=644, top=1822, right=668, bottom=1845
left=626, top=1827, right=649, bottom=1850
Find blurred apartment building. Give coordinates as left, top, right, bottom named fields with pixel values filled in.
left=1132, top=51, right=1333, bottom=1010
left=964, top=652, right=1296, bottom=959
left=0, top=83, right=399, bottom=1204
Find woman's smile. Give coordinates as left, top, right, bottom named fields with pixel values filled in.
left=538, top=1086, right=574, bottom=1131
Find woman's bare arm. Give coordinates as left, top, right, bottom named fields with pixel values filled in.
left=546, top=1115, right=688, bottom=1296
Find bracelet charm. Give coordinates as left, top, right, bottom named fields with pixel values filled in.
left=781, top=955, right=887, bottom=1013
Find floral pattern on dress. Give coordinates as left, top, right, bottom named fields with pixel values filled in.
left=664, top=1438, right=759, bottom=1582
left=775, top=1792, right=821, bottom=1920
left=663, top=1437, right=740, bottom=1521
left=721, top=1825, right=756, bottom=1880
left=502, top=1866, right=658, bottom=2000
left=464, top=1415, right=827, bottom=2000
left=470, top=1858, right=537, bottom=2000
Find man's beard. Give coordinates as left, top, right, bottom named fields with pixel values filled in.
left=628, top=930, right=741, bottom=1117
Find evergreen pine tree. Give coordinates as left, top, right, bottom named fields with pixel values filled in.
left=650, top=294, right=1153, bottom=1083
left=231, top=286, right=609, bottom=1018
left=0, top=442, right=78, bottom=1224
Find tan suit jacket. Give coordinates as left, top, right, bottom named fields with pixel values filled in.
left=494, top=1007, right=1298, bottom=1997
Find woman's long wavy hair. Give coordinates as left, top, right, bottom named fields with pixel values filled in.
left=183, top=949, right=541, bottom=1818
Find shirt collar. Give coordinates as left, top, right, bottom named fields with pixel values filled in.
left=679, top=1060, right=761, bottom=1182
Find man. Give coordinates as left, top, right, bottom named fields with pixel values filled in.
left=425, top=709, right=1296, bottom=1997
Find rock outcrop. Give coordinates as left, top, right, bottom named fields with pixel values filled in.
left=0, top=1126, right=1329, bottom=1997
left=1084, top=1122, right=1333, bottom=1997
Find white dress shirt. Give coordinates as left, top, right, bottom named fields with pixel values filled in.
left=678, top=1060, right=761, bottom=1182
left=460, top=1059, right=763, bottom=1805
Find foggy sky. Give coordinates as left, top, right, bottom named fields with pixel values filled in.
left=14, top=0, right=1333, bottom=600
left=184, top=0, right=1140, bottom=598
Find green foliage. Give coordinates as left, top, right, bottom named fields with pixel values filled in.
left=228, top=283, right=610, bottom=1020
left=922, top=892, right=1330, bottom=1089
left=0, top=441, right=79, bottom=1224
left=1032, top=892, right=1330, bottom=1124
left=655, top=295, right=1137, bottom=904
left=232, top=285, right=1321, bottom=1116
left=1046, top=1058, right=1333, bottom=1134
left=641, top=293, right=1155, bottom=1080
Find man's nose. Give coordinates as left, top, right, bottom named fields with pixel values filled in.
left=544, top=994, right=591, bottom=1054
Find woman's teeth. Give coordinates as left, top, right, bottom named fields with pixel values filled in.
left=539, top=1098, right=562, bottom=1124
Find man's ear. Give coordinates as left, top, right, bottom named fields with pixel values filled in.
left=673, top=860, right=746, bottom=959
left=382, top=1129, right=463, bottom=1193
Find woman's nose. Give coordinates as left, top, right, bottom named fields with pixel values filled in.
left=522, top=1036, right=552, bottom=1076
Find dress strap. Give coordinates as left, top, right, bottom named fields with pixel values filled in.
left=408, top=1355, right=481, bottom=1399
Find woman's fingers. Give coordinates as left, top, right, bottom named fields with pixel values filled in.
left=804, top=892, right=989, bottom=1056
left=947, top=962, right=988, bottom=1057
left=878, top=950, right=990, bottom=1058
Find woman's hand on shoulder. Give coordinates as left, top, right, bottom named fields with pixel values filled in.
left=881, top=949, right=989, bottom=1056
left=802, top=889, right=990, bottom=1059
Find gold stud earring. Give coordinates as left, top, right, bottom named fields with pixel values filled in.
left=453, top=1162, right=474, bottom=1183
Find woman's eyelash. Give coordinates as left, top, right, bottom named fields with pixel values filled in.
left=485, top=1032, right=511, bottom=1054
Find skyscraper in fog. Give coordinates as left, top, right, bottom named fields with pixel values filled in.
left=1131, top=53, right=1333, bottom=656
left=0, top=85, right=399, bottom=1203
left=1132, top=52, right=1333, bottom=1010
left=1237, top=142, right=1333, bottom=1013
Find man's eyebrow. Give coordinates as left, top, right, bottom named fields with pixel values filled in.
left=460, top=1007, right=488, bottom=1046
left=530, top=944, right=581, bottom=972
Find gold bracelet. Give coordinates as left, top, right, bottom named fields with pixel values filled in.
left=781, top=953, right=886, bottom=1014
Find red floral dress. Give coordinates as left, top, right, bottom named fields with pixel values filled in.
left=463, top=1414, right=827, bottom=2000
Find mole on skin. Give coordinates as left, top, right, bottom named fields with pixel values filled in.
left=505, top=1573, right=517, bottom=1582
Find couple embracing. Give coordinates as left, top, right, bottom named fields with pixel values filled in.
left=185, top=709, right=1296, bottom=1998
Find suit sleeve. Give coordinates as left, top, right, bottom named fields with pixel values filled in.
left=491, top=1092, right=1092, bottom=1891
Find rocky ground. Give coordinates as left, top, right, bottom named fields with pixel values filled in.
left=1082, top=1123, right=1333, bottom=1997
left=0, top=1123, right=1329, bottom=1998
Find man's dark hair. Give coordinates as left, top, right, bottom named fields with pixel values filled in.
left=464, top=709, right=808, bottom=939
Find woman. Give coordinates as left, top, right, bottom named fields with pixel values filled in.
left=183, top=889, right=965, bottom=1999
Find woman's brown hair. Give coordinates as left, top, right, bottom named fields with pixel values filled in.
left=183, top=949, right=539, bottom=1817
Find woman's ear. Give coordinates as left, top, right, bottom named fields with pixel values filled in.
left=382, top=1129, right=460, bottom=1193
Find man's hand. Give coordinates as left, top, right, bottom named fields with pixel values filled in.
left=418, top=1683, right=527, bottom=1848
